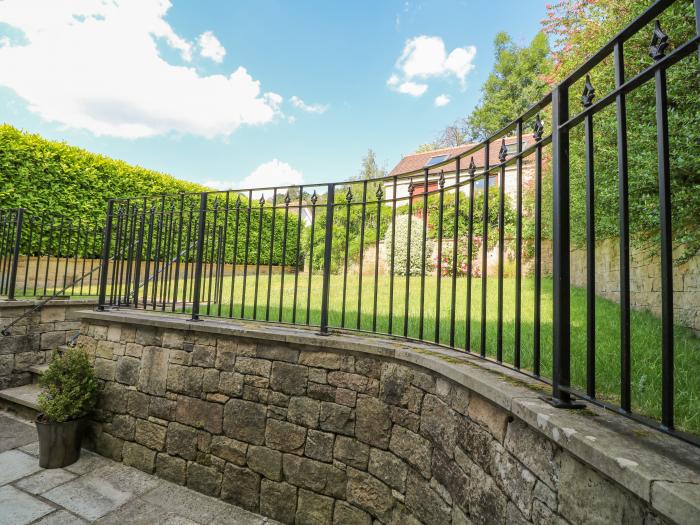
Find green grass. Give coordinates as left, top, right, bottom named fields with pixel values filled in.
left=21, top=269, right=700, bottom=435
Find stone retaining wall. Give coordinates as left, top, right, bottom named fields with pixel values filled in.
left=75, top=312, right=699, bottom=524
left=0, top=299, right=96, bottom=389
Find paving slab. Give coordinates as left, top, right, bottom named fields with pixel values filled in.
left=95, top=497, right=200, bottom=524
left=63, top=449, right=112, bottom=475
left=35, top=509, right=89, bottom=524
left=0, top=448, right=42, bottom=485
left=0, top=413, right=36, bottom=452
left=15, top=468, right=77, bottom=495
left=0, top=484, right=55, bottom=524
left=142, top=482, right=233, bottom=524
left=42, top=474, right=134, bottom=521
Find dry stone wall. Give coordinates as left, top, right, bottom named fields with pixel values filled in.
left=76, top=317, right=672, bottom=525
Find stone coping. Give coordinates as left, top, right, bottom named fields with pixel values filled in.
left=80, top=309, right=700, bottom=525
left=0, top=298, right=97, bottom=309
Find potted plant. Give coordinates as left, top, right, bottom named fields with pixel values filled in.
left=36, top=347, right=98, bottom=468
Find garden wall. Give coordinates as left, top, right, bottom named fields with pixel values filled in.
left=77, top=310, right=700, bottom=524
left=0, top=299, right=96, bottom=389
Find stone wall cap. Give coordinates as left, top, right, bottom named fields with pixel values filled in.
left=80, top=309, right=700, bottom=524
left=0, top=298, right=98, bottom=308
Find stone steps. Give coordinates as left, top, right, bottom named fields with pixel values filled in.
left=0, top=383, right=41, bottom=420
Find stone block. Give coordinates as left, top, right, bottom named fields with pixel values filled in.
left=138, top=346, right=168, bottom=396
left=135, top=419, right=167, bottom=451
left=221, top=463, right=260, bottom=512
left=308, top=382, right=336, bottom=402
left=282, top=454, right=347, bottom=499
left=148, top=396, right=175, bottom=420
left=287, top=396, right=320, bottom=428
left=327, top=371, right=374, bottom=394
left=125, top=343, right=143, bottom=358
left=247, top=445, right=282, bottom=481
left=335, top=388, right=356, bottom=407
left=0, top=354, right=12, bottom=376
left=115, top=356, right=140, bottom=386
left=122, top=441, right=156, bottom=474
left=210, top=435, right=247, bottom=466
left=219, top=371, right=244, bottom=397
left=187, top=462, right=222, bottom=497
left=308, top=368, right=327, bottom=384
left=191, top=345, right=216, bottom=367
left=389, top=425, right=432, bottom=479
left=334, top=436, right=369, bottom=470
left=299, top=351, right=343, bottom=370
left=492, top=450, right=537, bottom=519
left=101, top=382, right=129, bottom=413
left=355, top=396, right=391, bottom=449
left=166, top=422, right=199, bottom=460
left=346, top=467, right=394, bottom=522
left=504, top=419, right=559, bottom=490
left=354, top=357, right=382, bottom=380
left=256, top=344, right=299, bottom=363
left=136, top=326, right=161, bottom=346
left=305, top=430, right=335, bottom=463
left=420, top=394, right=458, bottom=457
left=234, top=356, right=271, bottom=377
left=94, top=358, right=116, bottom=381
left=215, top=342, right=237, bottom=371
left=95, top=431, right=124, bottom=461
left=431, top=448, right=468, bottom=512
left=270, top=361, right=308, bottom=395
left=162, top=330, right=184, bottom=349
left=405, top=471, right=451, bottom=525
left=223, top=398, right=266, bottom=445
left=13, top=351, right=44, bottom=370
left=390, top=406, right=420, bottom=433
left=296, top=489, right=334, bottom=525
left=202, top=368, right=220, bottom=392
left=458, top=419, right=499, bottom=475
left=126, top=391, right=150, bottom=418
left=380, top=362, right=424, bottom=412
left=40, top=331, right=66, bottom=350
left=260, top=479, right=297, bottom=524
left=319, top=402, right=355, bottom=436
left=109, top=414, right=135, bottom=441
left=333, top=501, right=372, bottom=525
left=369, top=448, right=407, bottom=493
left=265, top=419, right=306, bottom=455
left=40, top=307, right=65, bottom=323
left=450, top=386, right=470, bottom=416
left=166, top=364, right=203, bottom=396
left=464, top=458, right=508, bottom=525
left=155, top=453, right=186, bottom=485
left=468, top=393, right=509, bottom=442
left=96, top=340, right=121, bottom=359
left=174, top=395, right=223, bottom=434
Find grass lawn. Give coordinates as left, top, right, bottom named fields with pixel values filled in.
left=23, top=269, right=700, bottom=435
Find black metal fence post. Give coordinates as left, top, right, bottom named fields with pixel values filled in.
left=190, top=192, right=208, bottom=322
left=549, top=84, right=582, bottom=409
left=7, top=208, right=24, bottom=300
left=319, top=184, right=335, bottom=334
left=97, top=200, right=114, bottom=311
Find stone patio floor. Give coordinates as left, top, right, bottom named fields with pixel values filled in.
left=0, top=412, right=278, bottom=525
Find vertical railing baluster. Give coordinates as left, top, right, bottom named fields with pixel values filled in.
left=97, top=200, right=114, bottom=311
left=356, top=181, right=367, bottom=330
left=466, top=158, right=476, bottom=352
left=7, top=208, right=24, bottom=300
left=341, top=186, right=352, bottom=328
left=419, top=169, right=428, bottom=340
left=533, top=116, right=544, bottom=376
left=435, top=171, right=445, bottom=343
left=142, top=205, right=155, bottom=309
left=292, top=187, right=304, bottom=324
left=403, top=181, right=415, bottom=337
left=228, top=197, right=241, bottom=318
left=480, top=142, right=490, bottom=358
left=172, top=195, right=185, bottom=312
left=450, top=159, right=460, bottom=348
left=190, top=192, right=208, bottom=321
left=514, top=120, right=523, bottom=368
left=388, top=178, right=398, bottom=334
left=132, top=203, right=146, bottom=308
left=253, top=196, right=265, bottom=320
left=241, top=190, right=253, bottom=318
left=306, top=191, right=318, bottom=325
left=320, top=184, right=335, bottom=333
left=266, top=190, right=277, bottom=321
left=279, top=191, right=291, bottom=323
left=497, top=140, right=507, bottom=363
left=206, top=198, right=220, bottom=315
left=372, top=184, right=382, bottom=332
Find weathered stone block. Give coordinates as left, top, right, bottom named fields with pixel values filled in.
left=369, top=448, right=407, bottom=493
left=355, top=396, right=391, bottom=449
left=308, top=382, right=336, bottom=402
left=174, top=395, right=223, bottom=434
left=287, top=396, right=320, bottom=428
left=389, top=425, right=432, bottom=479
left=333, top=501, right=372, bottom=525
left=464, top=458, right=508, bottom=525
left=346, top=467, right=394, bottom=522
left=265, top=419, right=306, bottom=455
left=166, top=364, right=203, bottom=396
left=95, top=431, right=124, bottom=461
left=115, top=356, right=140, bottom=386
left=219, top=371, right=244, bottom=397
left=166, top=422, right=199, bottom=460
left=41, top=330, right=66, bottom=350
left=468, top=393, right=509, bottom=442
left=101, top=382, right=129, bottom=413
left=420, top=394, right=458, bottom=457
left=297, top=489, right=334, bottom=525
left=202, top=368, right=220, bottom=393
left=221, top=463, right=260, bottom=512
left=138, top=346, right=168, bottom=396
left=335, top=388, right=356, bottom=407
left=334, top=436, right=369, bottom=470
left=210, top=435, right=247, bottom=465
left=155, top=453, right=186, bottom=485
left=405, top=471, right=451, bottom=525
left=247, top=445, right=282, bottom=481
left=148, top=396, right=175, bottom=420
left=135, top=326, right=161, bottom=346
left=270, top=361, right=308, bottom=395
left=299, top=350, right=343, bottom=370
left=126, top=390, right=149, bottom=419
left=380, top=362, right=424, bottom=412
left=458, top=419, right=499, bottom=475
left=282, top=454, right=347, bottom=498
left=450, top=386, right=470, bottom=416
left=135, top=419, right=167, bottom=451
left=125, top=342, right=143, bottom=358
left=504, top=419, right=559, bottom=490
left=187, top=462, right=222, bottom=497
left=234, top=356, right=271, bottom=377
left=260, top=479, right=297, bottom=524
left=319, top=402, right=355, bottom=436
left=191, top=344, right=216, bottom=367
left=305, top=430, right=335, bottom=463
left=94, top=358, right=116, bottom=381
left=109, top=414, right=135, bottom=441
left=161, top=330, right=184, bottom=349
left=431, top=448, right=468, bottom=511
left=40, top=307, right=65, bottom=323
left=223, top=398, right=266, bottom=445
left=122, top=441, right=156, bottom=473
left=257, top=344, right=299, bottom=363
left=390, top=406, right=420, bottom=433
left=492, top=450, right=536, bottom=519
left=308, top=368, right=327, bottom=384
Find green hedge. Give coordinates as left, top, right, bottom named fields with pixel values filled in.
left=0, top=124, right=207, bottom=223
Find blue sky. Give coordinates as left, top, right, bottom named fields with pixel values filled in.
left=0, top=1, right=547, bottom=190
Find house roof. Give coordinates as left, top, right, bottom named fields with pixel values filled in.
left=388, top=134, right=535, bottom=177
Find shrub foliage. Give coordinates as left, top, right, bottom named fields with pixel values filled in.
left=38, top=347, right=98, bottom=422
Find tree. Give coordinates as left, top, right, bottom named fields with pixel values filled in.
left=464, top=32, right=551, bottom=140
left=357, top=149, right=386, bottom=180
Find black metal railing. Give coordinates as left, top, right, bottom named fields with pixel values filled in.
left=0, top=0, right=695, bottom=444
left=0, top=209, right=105, bottom=299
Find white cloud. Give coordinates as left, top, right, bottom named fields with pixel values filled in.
left=197, top=31, right=226, bottom=63
left=388, top=35, right=476, bottom=97
left=289, top=95, right=328, bottom=114
left=434, top=94, right=450, bottom=107
left=203, top=179, right=233, bottom=191
left=397, top=81, right=428, bottom=97
left=0, top=0, right=282, bottom=139
left=239, top=159, right=303, bottom=199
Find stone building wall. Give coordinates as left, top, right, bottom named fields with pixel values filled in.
left=0, top=299, right=96, bottom=389
left=75, top=314, right=680, bottom=525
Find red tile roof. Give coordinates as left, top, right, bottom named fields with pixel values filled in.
left=388, top=134, right=534, bottom=177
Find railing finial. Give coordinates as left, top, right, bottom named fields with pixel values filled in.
left=498, top=139, right=508, bottom=163
left=649, top=19, right=669, bottom=60
left=310, top=190, right=318, bottom=205
left=581, top=74, right=595, bottom=107
left=533, top=114, right=544, bottom=141
left=468, top=156, right=476, bottom=175
left=375, top=183, right=384, bottom=200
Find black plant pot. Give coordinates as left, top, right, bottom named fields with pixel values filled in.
left=36, top=415, right=84, bottom=469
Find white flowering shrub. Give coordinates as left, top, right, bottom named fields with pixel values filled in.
left=384, top=214, right=434, bottom=276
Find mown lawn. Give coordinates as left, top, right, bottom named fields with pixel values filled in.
left=25, top=270, right=700, bottom=435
